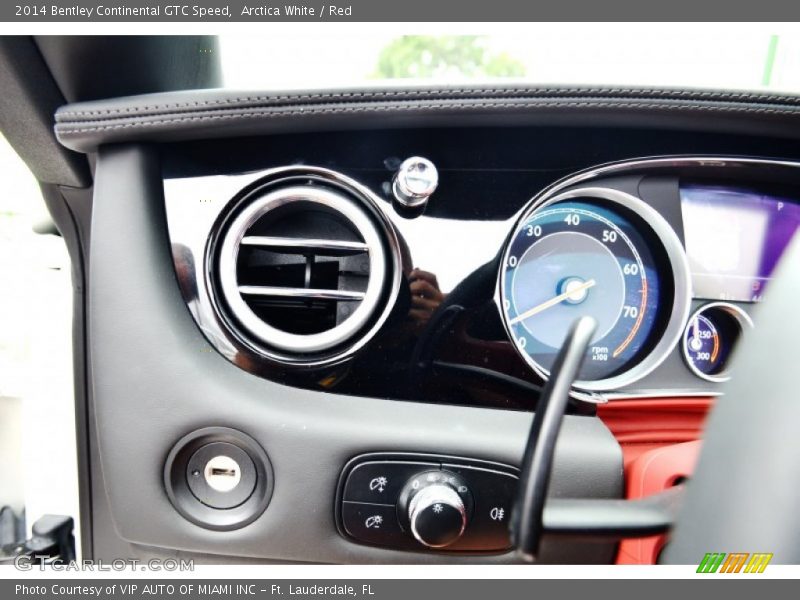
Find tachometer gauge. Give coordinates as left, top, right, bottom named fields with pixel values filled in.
left=682, top=302, right=753, bottom=382
left=499, top=187, right=691, bottom=393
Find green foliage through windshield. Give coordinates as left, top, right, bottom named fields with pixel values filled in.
left=372, top=36, right=525, bottom=79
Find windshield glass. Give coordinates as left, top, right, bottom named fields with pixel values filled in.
left=220, top=25, right=800, bottom=93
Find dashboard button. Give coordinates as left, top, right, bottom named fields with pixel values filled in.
left=343, top=461, right=438, bottom=504
left=443, top=464, right=518, bottom=551
left=407, top=482, right=467, bottom=548
left=392, top=156, right=438, bottom=210
left=341, top=502, right=411, bottom=548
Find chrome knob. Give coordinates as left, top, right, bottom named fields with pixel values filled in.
left=408, top=483, right=466, bottom=548
left=392, top=156, right=438, bottom=209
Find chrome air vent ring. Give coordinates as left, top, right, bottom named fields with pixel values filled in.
left=207, top=168, right=401, bottom=366
left=217, top=186, right=386, bottom=354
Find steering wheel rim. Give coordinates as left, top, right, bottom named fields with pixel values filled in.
left=664, top=236, right=800, bottom=564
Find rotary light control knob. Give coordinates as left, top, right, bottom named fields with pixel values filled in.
left=392, top=156, right=438, bottom=210
left=409, top=484, right=466, bottom=548
left=399, top=471, right=472, bottom=548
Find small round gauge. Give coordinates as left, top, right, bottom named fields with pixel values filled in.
left=682, top=302, right=753, bottom=382
left=499, top=187, right=691, bottom=392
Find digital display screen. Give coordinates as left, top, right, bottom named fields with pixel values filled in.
left=681, top=184, right=800, bottom=302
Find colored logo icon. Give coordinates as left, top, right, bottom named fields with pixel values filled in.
left=697, top=552, right=773, bottom=573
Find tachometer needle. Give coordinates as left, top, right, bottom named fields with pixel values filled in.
left=509, top=279, right=597, bottom=325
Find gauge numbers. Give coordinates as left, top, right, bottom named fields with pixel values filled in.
left=682, top=302, right=753, bottom=382
left=502, top=201, right=662, bottom=383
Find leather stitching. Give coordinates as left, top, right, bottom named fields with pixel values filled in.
left=56, top=87, right=800, bottom=119
left=56, top=98, right=800, bottom=136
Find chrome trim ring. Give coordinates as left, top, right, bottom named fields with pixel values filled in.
left=498, top=186, right=692, bottom=393
left=502, top=156, right=800, bottom=209
left=164, top=166, right=402, bottom=370
left=217, top=185, right=388, bottom=354
left=682, top=302, right=754, bottom=383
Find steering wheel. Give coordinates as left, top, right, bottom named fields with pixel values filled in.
left=664, top=236, right=800, bottom=563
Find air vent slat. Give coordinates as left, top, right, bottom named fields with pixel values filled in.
left=240, top=236, right=369, bottom=256
left=215, top=175, right=398, bottom=358
left=238, top=286, right=366, bottom=302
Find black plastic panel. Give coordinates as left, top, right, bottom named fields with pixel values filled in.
left=336, top=453, right=519, bottom=553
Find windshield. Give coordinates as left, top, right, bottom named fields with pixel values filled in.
left=220, top=25, right=800, bottom=94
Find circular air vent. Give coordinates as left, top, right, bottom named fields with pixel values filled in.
left=211, top=169, right=400, bottom=365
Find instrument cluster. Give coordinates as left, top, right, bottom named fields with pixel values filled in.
left=498, top=158, right=799, bottom=400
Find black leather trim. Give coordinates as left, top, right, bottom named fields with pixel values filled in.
left=55, top=85, right=800, bottom=153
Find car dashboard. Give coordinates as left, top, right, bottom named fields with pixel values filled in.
left=50, top=86, right=800, bottom=564
left=163, top=141, right=797, bottom=410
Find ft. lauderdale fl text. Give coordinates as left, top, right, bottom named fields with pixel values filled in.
left=270, top=584, right=375, bottom=596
